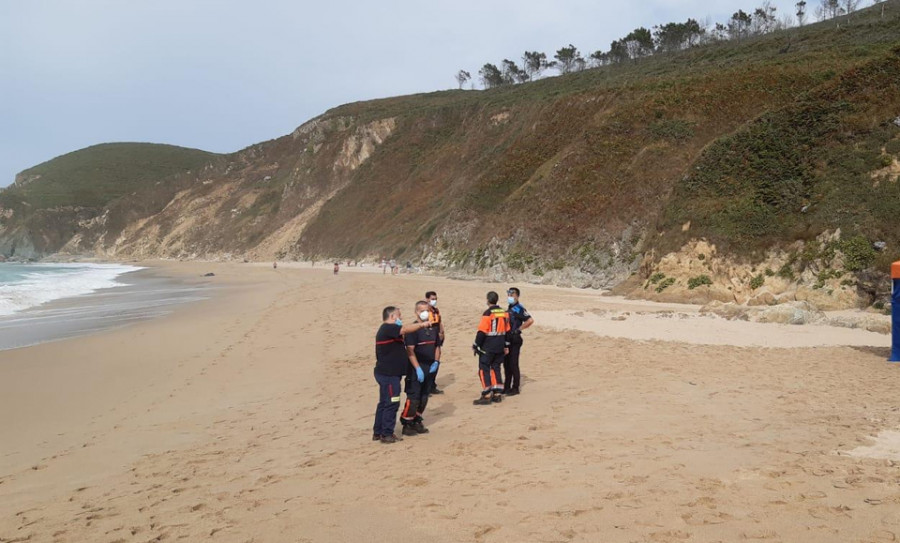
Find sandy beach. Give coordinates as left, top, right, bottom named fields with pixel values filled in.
left=2, top=262, right=899, bottom=543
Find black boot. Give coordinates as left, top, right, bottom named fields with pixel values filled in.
left=473, top=395, right=492, bottom=405
left=401, top=424, right=418, bottom=436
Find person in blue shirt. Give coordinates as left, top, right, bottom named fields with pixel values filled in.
left=504, top=287, right=534, bottom=396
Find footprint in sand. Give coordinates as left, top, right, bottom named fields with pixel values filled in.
left=474, top=525, right=499, bottom=542
left=799, top=490, right=828, bottom=501
left=807, top=505, right=852, bottom=520
left=649, top=530, right=692, bottom=541
left=740, top=529, right=779, bottom=539
left=681, top=511, right=731, bottom=526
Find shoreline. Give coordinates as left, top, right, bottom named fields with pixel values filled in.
left=2, top=256, right=889, bottom=352
left=2, top=262, right=898, bottom=542
left=3, top=258, right=887, bottom=354
left=0, top=264, right=211, bottom=352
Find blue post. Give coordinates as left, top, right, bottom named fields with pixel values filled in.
left=892, top=261, right=900, bottom=362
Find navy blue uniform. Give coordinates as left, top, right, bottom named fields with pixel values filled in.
left=373, top=323, right=406, bottom=437
left=504, top=302, right=531, bottom=393
left=401, top=326, right=438, bottom=426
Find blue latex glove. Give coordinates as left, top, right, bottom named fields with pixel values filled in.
left=429, top=361, right=440, bottom=374
left=415, top=366, right=425, bottom=383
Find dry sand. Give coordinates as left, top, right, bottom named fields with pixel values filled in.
left=2, top=262, right=899, bottom=543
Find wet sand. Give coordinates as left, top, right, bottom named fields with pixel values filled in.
left=1, top=262, right=899, bottom=543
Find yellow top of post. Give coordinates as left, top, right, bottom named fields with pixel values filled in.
left=893, top=261, right=900, bottom=279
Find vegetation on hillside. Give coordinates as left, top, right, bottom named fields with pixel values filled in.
left=464, top=0, right=893, bottom=89
left=301, top=2, right=900, bottom=271
left=0, top=143, right=219, bottom=211
left=659, top=44, right=900, bottom=266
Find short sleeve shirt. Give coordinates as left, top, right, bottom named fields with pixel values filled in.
left=375, top=323, right=408, bottom=376
left=404, top=325, right=438, bottom=365
left=508, top=303, right=531, bottom=332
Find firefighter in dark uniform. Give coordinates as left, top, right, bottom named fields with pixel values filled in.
left=400, top=301, right=439, bottom=436
left=373, top=305, right=431, bottom=444
left=504, top=287, right=534, bottom=396
left=425, top=291, right=445, bottom=394
left=472, top=291, right=510, bottom=405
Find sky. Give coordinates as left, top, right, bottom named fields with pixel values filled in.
left=0, top=0, right=799, bottom=187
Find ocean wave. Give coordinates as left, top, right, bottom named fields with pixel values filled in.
left=0, top=263, right=143, bottom=316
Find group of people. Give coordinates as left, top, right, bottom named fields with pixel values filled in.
left=372, top=288, right=533, bottom=444
left=380, top=259, right=398, bottom=275
left=379, top=258, right=416, bottom=275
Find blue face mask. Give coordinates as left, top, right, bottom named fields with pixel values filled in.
left=507, top=297, right=516, bottom=305
left=395, top=319, right=403, bottom=327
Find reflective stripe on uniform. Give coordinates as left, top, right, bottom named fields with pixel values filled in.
left=389, top=384, right=400, bottom=403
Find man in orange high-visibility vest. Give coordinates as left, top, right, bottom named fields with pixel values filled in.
left=472, top=291, right=510, bottom=405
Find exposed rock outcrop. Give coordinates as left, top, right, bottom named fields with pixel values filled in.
left=635, top=231, right=870, bottom=311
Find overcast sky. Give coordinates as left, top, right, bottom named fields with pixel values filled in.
left=0, top=0, right=799, bottom=187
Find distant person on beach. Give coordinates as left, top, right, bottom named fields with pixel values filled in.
left=273, top=261, right=277, bottom=269
left=472, top=291, right=510, bottom=405
left=333, top=262, right=339, bottom=275
left=406, top=261, right=412, bottom=274
left=425, top=291, right=445, bottom=395
left=373, top=306, right=432, bottom=444
left=400, top=301, right=439, bottom=436
left=504, top=287, right=534, bottom=396
left=390, top=259, right=397, bottom=275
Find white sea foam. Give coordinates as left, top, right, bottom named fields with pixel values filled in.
left=0, top=263, right=142, bottom=316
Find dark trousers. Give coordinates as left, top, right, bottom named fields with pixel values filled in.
left=430, top=342, right=443, bottom=392
left=504, top=341, right=522, bottom=391
left=373, top=371, right=402, bottom=436
left=430, top=363, right=440, bottom=392
left=401, top=366, right=434, bottom=424
left=478, top=351, right=504, bottom=396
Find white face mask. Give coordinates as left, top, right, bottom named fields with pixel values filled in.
left=429, top=299, right=437, bottom=307
left=419, top=311, right=430, bottom=322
